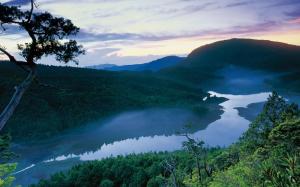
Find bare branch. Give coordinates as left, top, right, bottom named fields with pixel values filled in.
left=27, top=0, right=35, bottom=23
left=0, top=20, right=23, bottom=27
left=0, top=23, right=6, bottom=31
left=0, top=46, right=17, bottom=62
left=0, top=46, right=31, bottom=72
left=0, top=69, right=36, bottom=131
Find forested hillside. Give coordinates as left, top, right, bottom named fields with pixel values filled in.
left=31, top=92, right=300, bottom=187
left=162, top=39, right=300, bottom=89
left=0, top=62, right=222, bottom=140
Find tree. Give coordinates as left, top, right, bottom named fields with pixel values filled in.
left=99, top=179, right=114, bottom=187
left=0, top=135, right=17, bottom=187
left=0, top=135, right=15, bottom=164
left=162, top=157, right=179, bottom=187
left=268, top=119, right=300, bottom=152
left=0, top=0, right=85, bottom=130
left=0, top=163, right=17, bottom=187
left=147, top=176, right=165, bottom=187
left=182, top=134, right=213, bottom=185
left=241, top=92, right=299, bottom=153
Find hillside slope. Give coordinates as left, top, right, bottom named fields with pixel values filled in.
left=0, top=62, right=222, bottom=140
left=162, top=39, right=300, bottom=87
left=186, top=38, right=300, bottom=71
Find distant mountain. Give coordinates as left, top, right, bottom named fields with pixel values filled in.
left=88, top=64, right=117, bottom=69
left=162, top=39, right=300, bottom=86
left=88, top=56, right=185, bottom=72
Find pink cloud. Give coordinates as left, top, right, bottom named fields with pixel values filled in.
left=288, top=17, right=300, bottom=24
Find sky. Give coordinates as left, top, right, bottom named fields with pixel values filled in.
left=0, top=0, right=300, bottom=66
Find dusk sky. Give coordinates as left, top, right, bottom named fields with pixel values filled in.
left=1, top=0, right=300, bottom=66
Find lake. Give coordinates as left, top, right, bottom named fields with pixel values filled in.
left=12, top=90, right=272, bottom=186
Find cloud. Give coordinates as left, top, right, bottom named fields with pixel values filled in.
left=271, top=0, right=300, bottom=7
left=1, top=0, right=300, bottom=66
left=77, top=32, right=161, bottom=42
left=3, top=0, right=30, bottom=6
left=285, top=7, right=300, bottom=18
left=287, top=18, right=300, bottom=24
left=225, top=1, right=249, bottom=8
left=78, top=19, right=278, bottom=43
left=0, top=24, right=24, bottom=35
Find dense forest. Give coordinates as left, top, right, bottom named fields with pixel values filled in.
left=28, top=92, right=299, bottom=187
left=0, top=62, right=223, bottom=140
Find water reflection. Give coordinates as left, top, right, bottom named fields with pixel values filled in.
left=13, top=91, right=271, bottom=186
left=13, top=106, right=217, bottom=186
left=45, top=91, right=271, bottom=162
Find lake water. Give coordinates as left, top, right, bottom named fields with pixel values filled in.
left=12, top=91, right=273, bottom=186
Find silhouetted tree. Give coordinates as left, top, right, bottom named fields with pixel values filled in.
left=0, top=0, right=85, bottom=130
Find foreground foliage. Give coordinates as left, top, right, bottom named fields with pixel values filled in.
left=0, top=135, right=17, bottom=187
left=30, top=92, right=300, bottom=187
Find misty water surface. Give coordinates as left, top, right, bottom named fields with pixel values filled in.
left=12, top=91, right=272, bottom=186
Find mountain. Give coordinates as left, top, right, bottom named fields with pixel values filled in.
left=162, top=39, right=300, bottom=90
left=0, top=62, right=222, bottom=140
left=184, top=38, right=300, bottom=71
left=89, top=56, right=185, bottom=72
left=88, top=64, right=117, bottom=69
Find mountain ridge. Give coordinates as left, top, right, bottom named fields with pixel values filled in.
left=161, top=38, right=300, bottom=87
left=88, top=56, right=185, bottom=72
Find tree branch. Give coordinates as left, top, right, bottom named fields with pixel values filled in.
left=0, top=46, right=31, bottom=72
left=0, top=69, right=36, bottom=131
left=0, top=47, right=16, bottom=62
left=23, top=25, right=37, bottom=65
left=0, top=1, right=84, bottom=131
left=27, top=0, right=35, bottom=23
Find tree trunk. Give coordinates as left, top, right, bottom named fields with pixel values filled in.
left=0, top=70, right=35, bottom=131
left=196, top=158, right=202, bottom=183
left=171, top=172, right=178, bottom=187
left=204, top=163, right=212, bottom=177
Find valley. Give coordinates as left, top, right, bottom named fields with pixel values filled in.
left=0, top=62, right=222, bottom=140
left=12, top=91, right=273, bottom=186
left=0, top=39, right=299, bottom=187
left=1, top=0, right=300, bottom=186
